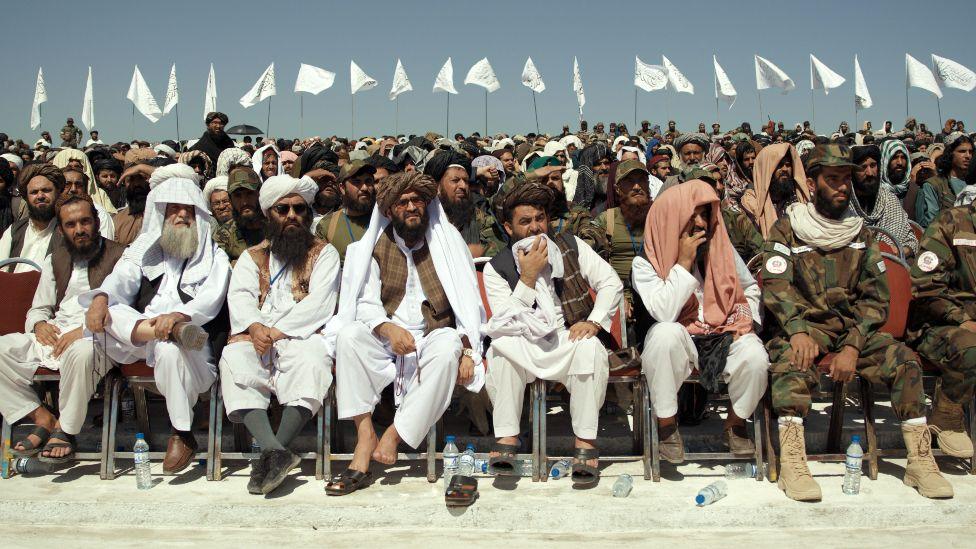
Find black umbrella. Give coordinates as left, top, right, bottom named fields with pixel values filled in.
left=225, top=124, right=264, bottom=136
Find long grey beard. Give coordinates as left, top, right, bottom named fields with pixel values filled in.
left=160, top=223, right=199, bottom=260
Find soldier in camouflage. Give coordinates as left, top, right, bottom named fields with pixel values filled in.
left=213, top=167, right=267, bottom=262
left=762, top=144, right=951, bottom=501
left=314, top=160, right=376, bottom=266
left=909, top=203, right=976, bottom=458
left=59, top=118, right=83, bottom=149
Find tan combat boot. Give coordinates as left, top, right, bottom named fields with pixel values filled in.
left=777, top=421, right=822, bottom=502
left=902, top=423, right=954, bottom=499
left=929, top=386, right=974, bottom=458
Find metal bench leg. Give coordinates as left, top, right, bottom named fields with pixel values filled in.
left=763, top=389, right=778, bottom=482
left=647, top=377, right=661, bottom=482
left=315, top=405, right=325, bottom=481
left=206, top=383, right=218, bottom=481
left=535, top=379, right=547, bottom=482
left=324, top=387, right=334, bottom=481
left=99, top=371, right=116, bottom=480
left=213, top=392, right=224, bottom=481
left=827, top=381, right=847, bottom=453
left=1, top=416, right=12, bottom=479
left=859, top=378, right=879, bottom=480
left=630, top=380, right=642, bottom=455
left=641, top=378, right=653, bottom=481
left=752, top=406, right=764, bottom=481
left=969, top=394, right=976, bottom=475
left=133, top=385, right=151, bottom=437
left=105, top=375, right=121, bottom=480
left=426, top=423, right=437, bottom=483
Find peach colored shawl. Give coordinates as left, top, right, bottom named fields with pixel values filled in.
left=740, top=142, right=809, bottom=238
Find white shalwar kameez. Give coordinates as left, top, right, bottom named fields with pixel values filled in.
left=483, top=236, right=622, bottom=440
left=220, top=244, right=340, bottom=420
left=632, top=253, right=768, bottom=419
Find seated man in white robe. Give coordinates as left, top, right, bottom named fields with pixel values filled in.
left=83, top=176, right=231, bottom=474
left=220, top=175, right=340, bottom=495
left=632, top=180, right=768, bottom=465
left=326, top=172, right=485, bottom=496
left=0, top=193, right=125, bottom=464
left=483, top=182, right=623, bottom=485
left=0, top=164, right=63, bottom=273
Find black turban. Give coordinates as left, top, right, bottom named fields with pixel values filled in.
left=93, top=158, right=123, bottom=176
left=851, top=145, right=881, bottom=166
left=205, top=112, right=229, bottom=125
left=423, top=150, right=471, bottom=183
left=298, top=143, right=339, bottom=176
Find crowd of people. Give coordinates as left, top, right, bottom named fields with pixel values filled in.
left=0, top=110, right=973, bottom=502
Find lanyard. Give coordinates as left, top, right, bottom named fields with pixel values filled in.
left=556, top=218, right=564, bottom=234
left=269, top=261, right=290, bottom=286
left=342, top=211, right=356, bottom=242
left=624, top=222, right=643, bottom=256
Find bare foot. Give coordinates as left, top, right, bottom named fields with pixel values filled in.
left=489, top=435, right=519, bottom=459
left=14, top=408, right=55, bottom=452
left=42, top=432, right=73, bottom=459
left=372, top=426, right=401, bottom=465
left=349, top=416, right=378, bottom=473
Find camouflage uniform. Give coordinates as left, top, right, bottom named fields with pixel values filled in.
left=915, top=175, right=967, bottom=227
left=60, top=123, right=82, bottom=148
left=723, top=207, right=764, bottom=264
left=314, top=208, right=370, bottom=266
left=762, top=215, right=925, bottom=419
left=213, top=219, right=265, bottom=263
left=909, top=205, right=976, bottom=404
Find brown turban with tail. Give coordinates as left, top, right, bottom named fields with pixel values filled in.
left=376, top=171, right=438, bottom=214
left=18, top=162, right=66, bottom=196
left=500, top=181, right=555, bottom=221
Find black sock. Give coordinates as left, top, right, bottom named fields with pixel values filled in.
left=275, top=406, right=312, bottom=448
left=173, top=429, right=195, bottom=443
left=242, top=409, right=284, bottom=451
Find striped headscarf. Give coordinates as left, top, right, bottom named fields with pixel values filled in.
left=880, top=139, right=912, bottom=198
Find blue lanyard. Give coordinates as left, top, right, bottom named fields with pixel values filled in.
left=556, top=218, right=564, bottom=234
left=269, top=262, right=290, bottom=286
left=342, top=211, right=356, bottom=242
left=624, top=222, right=642, bottom=256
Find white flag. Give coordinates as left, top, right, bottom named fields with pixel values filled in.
left=634, top=56, right=667, bottom=92
left=203, top=63, right=217, bottom=120
left=163, top=63, right=179, bottom=114
left=295, top=63, right=335, bottom=95
left=573, top=56, right=585, bottom=119
left=662, top=56, right=694, bottom=94
left=126, top=65, right=162, bottom=123
left=350, top=60, right=377, bottom=95
left=521, top=57, right=545, bottom=93
left=81, top=66, right=95, bottom=131
left=433, top=58, right=457, bottom=94
left=713, top=55, right=737, bottom=109
left=854, top=55, right=873, bottom=110
left=809, top=54, right=845, bottom=94
left=389, top=59, right=413, bottom=100
left=240, top=63, right=277, bottom=108
left=931, top=54, right=976, bottom=92
left=465, top=58, right=500, bottom=93
left=30, top=67, right=47, bottom=130
left=906, top=54, right=943, bottom=98
left=755, top=55, right=795, bottom=93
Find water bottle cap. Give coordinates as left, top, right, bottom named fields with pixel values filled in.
left=136, top=433, right=145, bottom=439
left=466, top=443, right=475, bottom=450
left=695, top=494, right=705, bottom=505
left=445, top=435, right=455, bottom=443
left=851, top=435, right=861, bottom=444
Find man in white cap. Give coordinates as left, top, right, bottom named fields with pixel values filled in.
left=220, top=175, right=341, bottom=495
left=83, top=174, right=230, bottom=474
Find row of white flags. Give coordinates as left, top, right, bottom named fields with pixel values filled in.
left=30, top=54, right=976, bottom=130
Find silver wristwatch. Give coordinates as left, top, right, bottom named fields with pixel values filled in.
left=462, top=348, right=474, bottom=359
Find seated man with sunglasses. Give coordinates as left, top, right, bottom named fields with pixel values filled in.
left=219, top=175, right=341, bottom=495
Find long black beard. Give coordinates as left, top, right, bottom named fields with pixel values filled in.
left=392, top=210, right=430, bottom=244
left=65, top=233, right=102, bottom=263
left=315, top=191, right=342, bottom=214
left=854, top=175, right=880, bottom=209
left=126, top=187, right=149, bottom=215
left=342, top=190, right=375, bottom=216
left=549, top=186, right=569, bottom=217
left=768, top=177, right=795, bottom=205
left=105, top=186, right=126, bottom=209
left=267, top=216, right=314, bottom=265
left=27, top=202, right=55, bottom=223
left=233, top=206, right=266, bottom=231
left=439, top=190, right=475, bottom=229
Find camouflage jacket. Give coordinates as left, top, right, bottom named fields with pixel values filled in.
left=314, top=209, right=370, bottom=266
left=909, top=205, right=976, bottom=335
left=723, top=207, right=764, bottom=264
left=213, top=219, right=265, bottom=263
left=761, top=215, right=888, bottom=352
left=554, top=207, right=608, bottom=260
left=60, top=124, right=82, bottom=146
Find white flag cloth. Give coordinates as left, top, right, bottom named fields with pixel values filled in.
left=854, top=55, right=873, bottom=110
left=465, top=58, right=501, bottom=93
left=240, top=63, right=277, bottom=108
left=433, top=57, right=458, bottom=94
left=810, top=54, right=846, bottom=94
left=634, top=56, right=667, bottom=92
left=573, top=56, right=586, bottom=118
left=906, top=54, right=943, bottom=98
left=389, top=59, right=413, bottom=100
left=931, top=54, right=976, bottom=92
left=81, top=66, right=95, bottom=131
left=755, top=55, right=795, bottom=93
left=662, top=56, right=694, bottom=94
left=30, top=67, right=47, bottom=130
left=163, top=63, right=179, bottom=114
left=713, top=55, right=737, bottom=109
left=521, top=57, right=545, bottom=93
left=294, top=63, right=335, bottom=95
left=126, top=65, right=162, bottom=123
left=204, top=63, right=217, bottom=120
left=350, top=60, right=377, bottom=95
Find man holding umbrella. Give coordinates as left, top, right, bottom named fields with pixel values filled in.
left=191, top=112, right=236, bottom=177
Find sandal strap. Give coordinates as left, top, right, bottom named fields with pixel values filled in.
left=329, top=469, right=368, bottom=486
left=573, top=447, right=600, bottom=460
left=491, top=442, right=519, bottom=456
left=48, top=429, right=76, bottom=445
left=16, top=426, right=52, bottom=451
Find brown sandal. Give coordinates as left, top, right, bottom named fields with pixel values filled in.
left=445, top=475, right=479, bottom=507
left=325, top=469, right=373, bottom=496
left=11, top=426, right=51, bottom=458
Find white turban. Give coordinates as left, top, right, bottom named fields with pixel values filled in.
left=216, top=147, right=251, bottom=176
left=559, top=135, right=583, bottom=150
left=1, top=153, right=23, bottom=169
left=148, top=162, right=201, bottom=190
left=153, top=143, right=178, bottom=159
left=203, top=176, right=228, bottom=204
left=259, top=175, right=318, bottom=215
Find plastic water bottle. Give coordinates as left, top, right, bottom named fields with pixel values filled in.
left=843, top=435, right=863, bottom=495
left=612, top=474, right=634, bottom=497
left=695, top=480, right=728, bottom=506
left=134, top=433, right=152, bottom=490
left=519, top=458, right=535, bottom=477
left=458, top=443, right=476, bottom=476
left=549, top=458, right=572, bottom=480
left=14, top=457, right=49, bottom=475
left=725, top=462, right=759, bottom=479
left=475, top=458, right=489, bottom=474
left=121, top=389, right=136, bottom=422
left=442, top=436, right=459, bottom=490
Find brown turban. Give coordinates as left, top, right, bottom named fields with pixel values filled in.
left=18, top=163, right=66, bottom=196
left=124, top=148, right=155, bottom=168
left=500, top=181, right=555, bottom=220
left=376, top=171, right=438, bottom=214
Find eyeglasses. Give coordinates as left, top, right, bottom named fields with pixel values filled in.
left=273, top=203, right=309, bottom=216
left=394, top=196, right=426, bottom=210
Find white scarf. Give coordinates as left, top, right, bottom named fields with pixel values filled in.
left=787, top=202, right=863, bottom=251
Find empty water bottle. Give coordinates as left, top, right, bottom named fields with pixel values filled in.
left=843, top=435, right=863, bottom=495
left=519, top=458, right=535, bottom=477
left=475, top=458, right=489, bottom=474
left=725, top=462, right=759, bottom=480
left=121, top=389, right=136, bottom=422
left=458, top=443, right=477, bottom=476
left=443, top=436, right=459, bottom=490
left=134, top=433, right=152, bottom=490
left=695, top=480, right=728, bottom=506
left=14, top=457, right=49, bottom=475
left=612, top=474, right=634, bottom=497
left=549, top=458, right=572, bottom=480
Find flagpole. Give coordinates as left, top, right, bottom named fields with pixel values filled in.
left=714, top=67, right=720, bottom=126
left=930, top=57, right=944, bottom=129
left=395, top=97, right=399, bottom=136
left=175, top=103, right=181, bottom=147
left=532, top=91, right=540, bottom=135
left=266, top=98, right=272, bottom=138
left=131, top=104, right=135, bottom=141
left=905, top=56, right=910, bottom=120
left=446, top=94, right=450, bottom=137
left=633, top=88, right=638, bottom=130
left=810, top=91, right=816, bottom=133
left=484, top=89, right=488, bottom=137
left=756, top=89, right=764, bottom=125
left=351, top=94, right=355, bottom=138
left=300, top=95, right=304, bottom=138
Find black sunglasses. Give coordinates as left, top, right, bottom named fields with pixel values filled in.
left=273, top=203, right=309, bottom=216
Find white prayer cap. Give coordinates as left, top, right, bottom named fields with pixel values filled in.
left=559, top=135, right=583, bottom=150
left=153, top=143, right=178, bottom=159
left=1, top=153, right=22, bottom=169
left=259, top=175, right=318, bottom=215
left=148, top=162, right=200, bottom=190
left=203, top=176, right=228, bottom=204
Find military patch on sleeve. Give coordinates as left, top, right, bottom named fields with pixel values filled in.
left=876, top=260, right=886, bottom=273
left=765, top=255, right=788, bottom=275
left=953, top=238, right=976, bottom=247
left=773, top=242, right=791, bottom=256
left=917, top=251, right=939, bottom=272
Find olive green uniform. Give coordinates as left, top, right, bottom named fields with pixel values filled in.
left=723, top=207, right=765, bottom=264
left=314, top=208, right=370, bottom=266
left=213, top=219, right=265, bottom=263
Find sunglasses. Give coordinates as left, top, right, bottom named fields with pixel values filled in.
left=273, top=203, right=309, bottom=216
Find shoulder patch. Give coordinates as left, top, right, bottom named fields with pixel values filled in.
left=952, top=238, right=976, bottom=247
left=791, top=245, right=813, bottom=254
left=876, top=260, right=886, bottom=273
left=917, top=251, right=939, bottom=272
left=848, top=241, right=866, bottom=250
left=773, top=242, right=791, bottom=256
left=765, top=255, right=788, bottom=275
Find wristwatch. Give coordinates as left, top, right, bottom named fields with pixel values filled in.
left=462, top=348, right=475, bottom=359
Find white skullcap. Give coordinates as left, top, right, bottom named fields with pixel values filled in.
left=148, top=162, right=201, bottom=190
left=203, top=176, right=229, bottom=203
left=259, top=175, right=318, bottom=215
left=153, top=143, right=177, bottom=158
left=1, top=153, right=23, bottom=169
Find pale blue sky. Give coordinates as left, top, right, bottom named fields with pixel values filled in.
left=2, top=0, right=974, bottom=142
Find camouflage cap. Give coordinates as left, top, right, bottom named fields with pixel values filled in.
left=227, top=167, right=261, bottom=194
left=804, top=143, right=856, bottom=171
left=338, top=159, right=376, bottom=182
left=679, top=166, right=717, bottom=184
left=616, top=159, right=649, bottom=181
